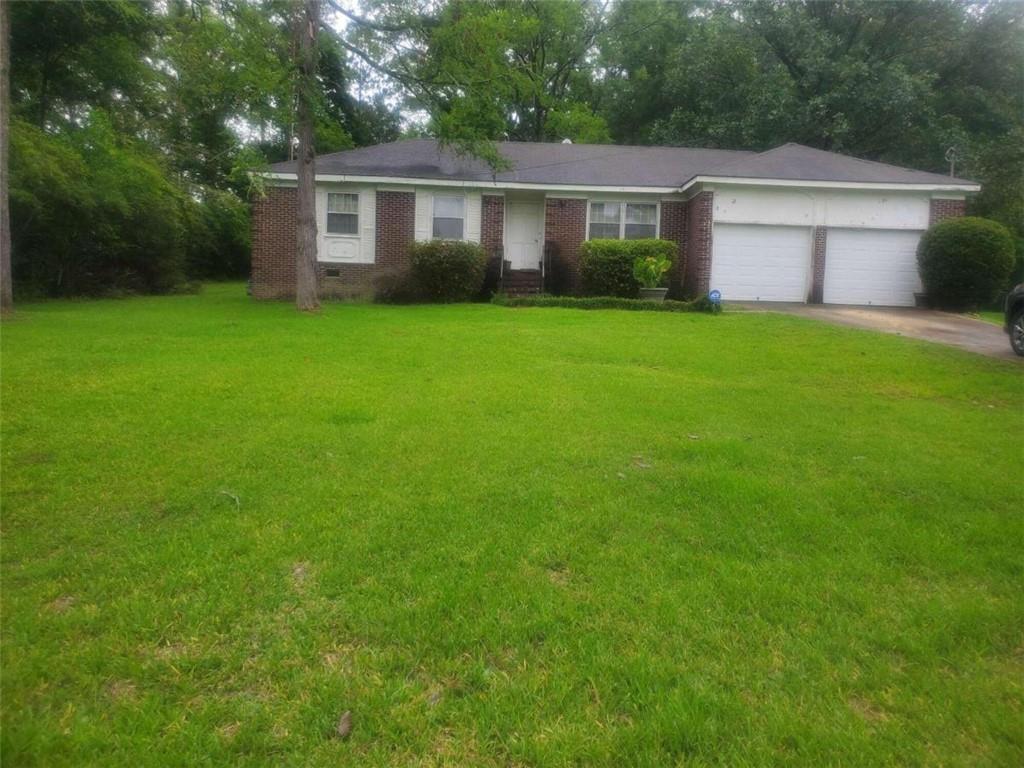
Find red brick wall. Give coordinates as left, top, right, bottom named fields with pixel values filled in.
left=251, top=186, right=297, bottom=299
left=929, top=198, right=966, bottom=225
left=682, top=191, right=714, bottom=297
left=373, top=190, right=416, bottom=272
left=251, top=187, right=415, bottom=300
left=810, top=226, right=828, bottom=304
left=660, top=201, right=687, bottom=298
left=482, top=195, right=504, bottom=256
left=544, top=197, right=588, bottom=294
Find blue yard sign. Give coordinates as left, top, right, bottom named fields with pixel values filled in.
left=709, top=289, right=722, bottom=303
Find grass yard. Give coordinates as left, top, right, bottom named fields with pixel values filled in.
left=972, top=310, right=1005, bottom=326
left=2, top=283, right=1022, bottom=767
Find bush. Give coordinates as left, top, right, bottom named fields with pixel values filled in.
left=373, top=269, right=421, bottom=304
left=917, top=217, right=1015, bottom=309
left=409, top=240, right=488, bottom=302
left=492, top=293, right=720, bottom=313
left=580, top=239, right=677, bottom=297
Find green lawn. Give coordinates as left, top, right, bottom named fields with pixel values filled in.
left=972, top=310, right=1005, bottom=326
left=2, top=283, right=1022, bottom=767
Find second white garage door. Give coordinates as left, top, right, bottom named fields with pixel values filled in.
left=711, top=224, right=811, bottom=302
left=824, top=228, right=923, bottom=307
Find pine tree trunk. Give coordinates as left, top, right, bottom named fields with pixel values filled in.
left=294, top=0, right=319, bottom=312
left=0, top=0, right=13, bottom=317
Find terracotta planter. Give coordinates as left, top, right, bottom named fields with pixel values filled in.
left=639, top=287, right=669, bottom=302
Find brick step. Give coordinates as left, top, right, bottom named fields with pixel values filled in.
left=501, top=269, right=543, bottom=297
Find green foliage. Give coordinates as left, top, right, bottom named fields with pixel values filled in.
left=633, top=254, right=672, bottom=289
left=183, top=188, right=252, bottom=279
left=493, top=293, right=718, bottom=313
left=3, top=285, right=1020, bottom=766
left=10, top=114, right=250, bottom=295
left=579, top=239, right=676, bottom=297
left=917, top=217, right=1015, bottom=310
left=372, top=270, right=422, bottom=304
left=409, top=240, right=488, bottom=302
left=345, top=0, right=609, bottom=163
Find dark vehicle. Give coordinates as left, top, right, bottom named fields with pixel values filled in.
left=1005, top=284, right=1024, bottom=356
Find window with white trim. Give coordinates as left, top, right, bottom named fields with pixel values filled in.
left=327, top=192, right=359, bottom=235
left=588, top=201, right=658, bottom=240
left=432, top=195, right=465, bottom=239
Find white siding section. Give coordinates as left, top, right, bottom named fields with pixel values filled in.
left=415, top=189, right=433, bottom=241
left=712, top=186, right=931, bottom=230
left=464, top=191, right=482, bottom=243
left=316, top=184, right=375, bottom=264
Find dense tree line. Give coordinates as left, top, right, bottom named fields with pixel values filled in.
left=7, top=0, right=397, bottom=297
left=6, top=0, right=1022, bottom=298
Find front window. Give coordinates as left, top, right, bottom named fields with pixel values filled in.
left=327, top=192, right=359, bottom=235
left=432, top=195, right=465, bottom=239
left=625, top=203, right=658, bottom=239
left=588, top=202, right=621, bottom=239
left=589, top=201, right=658, bottom=239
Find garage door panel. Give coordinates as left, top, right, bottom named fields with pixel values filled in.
left=711, top=224, right=811, bottom=302
left=824, top=229, right=922, bottom=306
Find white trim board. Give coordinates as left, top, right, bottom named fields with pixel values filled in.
left=688, top=176, right=979, bottom=193
left=259, top=172, right=979, bottom=196
left=261, top=172, right=681, bottom=195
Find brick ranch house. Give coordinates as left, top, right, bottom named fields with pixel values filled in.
left=252, top=140, right=978, bottom=306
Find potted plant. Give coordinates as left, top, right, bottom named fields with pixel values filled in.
left=633, top=254, right=672, bottom=301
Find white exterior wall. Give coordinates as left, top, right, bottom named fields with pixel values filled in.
left=710, top=186, right=934, bottom=230
left=316, top=183, right=376, bottom=264
left=414, top=187, right=482, bottom=243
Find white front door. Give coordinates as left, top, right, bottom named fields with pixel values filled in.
left=824, top=228, right=923, bottom=307
left=711, top=224, right=812, bottom=302
left=506, top=201, right=543, bottom=270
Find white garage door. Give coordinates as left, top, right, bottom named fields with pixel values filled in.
left=711, top=224, right=811, bottom=302
left=824, top=228, right=923, bottom=307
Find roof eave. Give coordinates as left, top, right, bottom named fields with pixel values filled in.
left=681, top=175, right=980, bottom=194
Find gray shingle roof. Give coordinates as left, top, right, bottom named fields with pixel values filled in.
left=266, top=139, right=976, bottom=188
left=702, top=143, right=975, bottom=186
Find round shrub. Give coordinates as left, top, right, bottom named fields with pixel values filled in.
left=579, top=238, right=676, bottom=298
left=410, top=240, right=488, bottom=302
left=917, top=217, right=1015, bottom=309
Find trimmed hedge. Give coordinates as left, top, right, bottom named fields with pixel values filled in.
left=492, top=293, right=720, bottom=313
left=409, top=240, right=488, bottom=302
left=917, top=217, right=1015, bottom=309
left=579, top=239, right=677, bottom=297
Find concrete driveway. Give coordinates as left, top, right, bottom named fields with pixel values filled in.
left=731, top=303, right=1018, bottom=360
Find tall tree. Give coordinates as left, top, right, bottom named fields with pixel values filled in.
left=1, top=0, right=12, bottom=316
left=294, top=0, right=320, bottom=311
left=335, top=0, right=613, bottom=165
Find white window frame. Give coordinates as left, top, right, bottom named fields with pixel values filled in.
left=325, top=191, right=360, bottom=238
left=585, top=200, right=661, bottom=240
left=431, top=194, right=466, bottom=240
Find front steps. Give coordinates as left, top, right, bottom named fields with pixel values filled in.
left=501, top=268, right=543, bottom=297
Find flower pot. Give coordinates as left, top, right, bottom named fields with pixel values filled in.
left=639, top=287, right=669, bottom=302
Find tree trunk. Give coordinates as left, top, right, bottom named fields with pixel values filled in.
left=0, top=0, right=12, bottom=317
left=294, top=0, right=320, bottom=312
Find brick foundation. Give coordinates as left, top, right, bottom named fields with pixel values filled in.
left=659, top=201, right=687, bottom=298
left=810, top=226, right=828, bottom=304
left=251, top=187, right=415, bottom=300
left=929, top=198, right=966, bottom=225
left=682, top=191, right=714, bottom=297
left=544, top=198, right=588, bottom=295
